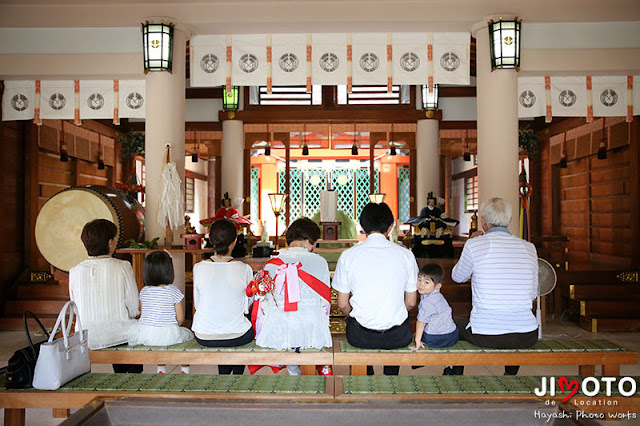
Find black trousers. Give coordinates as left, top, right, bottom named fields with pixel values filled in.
left=345, top=316, right=413, bottom=375
left=112, top=363, right=143, bottom=374
left=196, top=327, right=255, bottom=375
left=455, top=317, right=538, bottom=375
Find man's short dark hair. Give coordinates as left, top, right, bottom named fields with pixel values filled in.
left=419, top=263, right=445, bottom=284
left=80, top=219, right=117, bottom=256
left=359, top=202, right=394, bottom=234
left=286, top=217, right=321, bottom=245
left=209, top=218, right=237, bottom=255
left=143, top=250, right=175, bottom=286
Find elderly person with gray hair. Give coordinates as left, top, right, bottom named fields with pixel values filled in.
left=448, top=197, right=538, bottom=376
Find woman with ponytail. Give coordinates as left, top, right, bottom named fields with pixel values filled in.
left=192, top=218, right=254, bottom=375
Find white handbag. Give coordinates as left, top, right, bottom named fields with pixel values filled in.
left=32, top=300, right=90, bottom=390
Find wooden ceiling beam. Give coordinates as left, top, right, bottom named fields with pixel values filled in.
left=439, top=87, right=476, bottom=97
left=219, top=109, right=441, bottom=123
left=186, top=87, right=223, bottom=99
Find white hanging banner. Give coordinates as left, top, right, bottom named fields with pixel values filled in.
left=432, top=32, right=470, bottom=85
left=634, top=76, right=640, bottom=118
left=592, top=76, right=627, bottom=117
left=232, top=34, right=267, bottom=87
left=550, top=76, right=587, bottom=118
left=352, top=33, right=387, bottom=86
left=2, top=80, right=35, bottom=121
left=311, top=33, right=348, bottom=86
left=40, top=80, right=74, bottom=120
left=392, top=33, right=428, bottom=85
left=118, top=80, right=146, bottom=119
left=190, top=35, right=227, bottom=88
left=80, top=80, right=113, bottom=120
left=517, top=77, right=546, bottom=118
left=190, top=32, right=472, bottom=87
left=272, top=34, right=307, bottom=86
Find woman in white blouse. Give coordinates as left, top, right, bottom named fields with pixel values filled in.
left=69, top=219, right=140, bottom=373
left=192, top=218, right=254, bottom=375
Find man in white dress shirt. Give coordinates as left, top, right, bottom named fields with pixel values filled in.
left=450, top=197, right=538, bottom=375
left=333, top=202, right=418, bottom=375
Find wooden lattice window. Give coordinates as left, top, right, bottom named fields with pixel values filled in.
left=185, top=177, right=195, bottom=213
left=337, top=85, right=410, bottom=105
left=249, top=86, right=322, bottom=106
left=465, top=175, right=478, bottom=213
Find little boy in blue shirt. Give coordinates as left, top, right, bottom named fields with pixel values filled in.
left=410, top=263, right=459, bottom=350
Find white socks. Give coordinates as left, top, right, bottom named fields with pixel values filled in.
left=286, top=365, right=301, bottom=376
left=157, top=365, right=190, bottom=374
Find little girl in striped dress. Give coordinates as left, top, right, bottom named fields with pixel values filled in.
left=128, top=250, right=193, bottom=374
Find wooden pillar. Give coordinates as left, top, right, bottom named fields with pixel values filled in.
left=630, top=119, right=640, bottom=269
left=473, top=17, right=520, bottom=235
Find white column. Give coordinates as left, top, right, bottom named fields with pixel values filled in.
left=144, top=24, right=188, bottom=292
left=221, top=119, right=245, bottom=201
left=416, top=119, right=440, bottom=212
left=472, top=17, right=520, bottom=235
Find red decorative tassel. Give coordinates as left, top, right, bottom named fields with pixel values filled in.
left=559, top=152, right=567, bottom=168
left=597, top=141, right=607, bottom=160
left=463, top=129, right=471, bottom=161
left=597, top=118, right=607, bottom=160
left=59, top=120, right=68, bottom=162
left=559, top=132, right=567, bottom=168
left=97, top=136, right=105, bottom=169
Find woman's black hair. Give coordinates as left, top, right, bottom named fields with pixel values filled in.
left=80, top=219, right=118, bottom=256
left=286, top=217, right=321, bottom=246
left=209, top=218, right=237, bottom=255
left=143, top=251, right=175, bottom=286
left=359, top=202, right=394, bottom=234
left=419, top=263, right=445, bottom=284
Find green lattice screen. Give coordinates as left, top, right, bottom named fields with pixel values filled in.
left=278, top=169, right=303, bottom=224
left=354, top=169, right=370, bottom=220
left=250, top=167, right=260, bottom=224
left=289, top=169, right=303, bottom=222
left=398, top=166, right=410, bottom=222
left=276, top=172, right=287, bottom=228
left=331, top=169, right=355, bottom=219
left=304, top=169, right=327, bottom=218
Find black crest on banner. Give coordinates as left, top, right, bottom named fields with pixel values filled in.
left=200, top=54, right=219, bottom=74
left=320, top=53, right=339, bottom=72
left=11, top=94, right=29, bottom=111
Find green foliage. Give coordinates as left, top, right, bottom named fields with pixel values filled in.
left=117, top=130, right=145, bottom=159
left=125, top=237, right=159, bottom=249
left=518, top=124, right=540, bottom=156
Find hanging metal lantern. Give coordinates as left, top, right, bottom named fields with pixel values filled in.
left=223, top=86, right=240, bottom=111
left=488, top=17, right=522, bottom=71
left=421, top=84, right=439, bottom=110
left=142, top=21, right=174, bottom=73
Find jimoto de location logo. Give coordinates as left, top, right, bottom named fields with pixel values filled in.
left=533, top=376, right=638, bottom=421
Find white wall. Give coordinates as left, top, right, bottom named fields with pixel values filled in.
left=440, top=97, right=477, bottom=121
left=185, top=98, right=222, bottom=122
left=185, top=157, right=209, bottom=234
left=451, top=156, right=477, bottom=236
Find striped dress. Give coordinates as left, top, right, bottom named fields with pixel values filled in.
left=128, top=285, right=193, bottom=346
left=451, top=227, right=539, bottom=335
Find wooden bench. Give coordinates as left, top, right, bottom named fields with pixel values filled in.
left=334, top=375, right=640, bottom=419
left=1, top=373, right=333, bottom=426
left=333, top=338, right=638, bottom=376
left=89, top=340, right=333, bottom=376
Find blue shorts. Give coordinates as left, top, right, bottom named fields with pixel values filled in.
left=421, top=328, right=459, bottom=348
